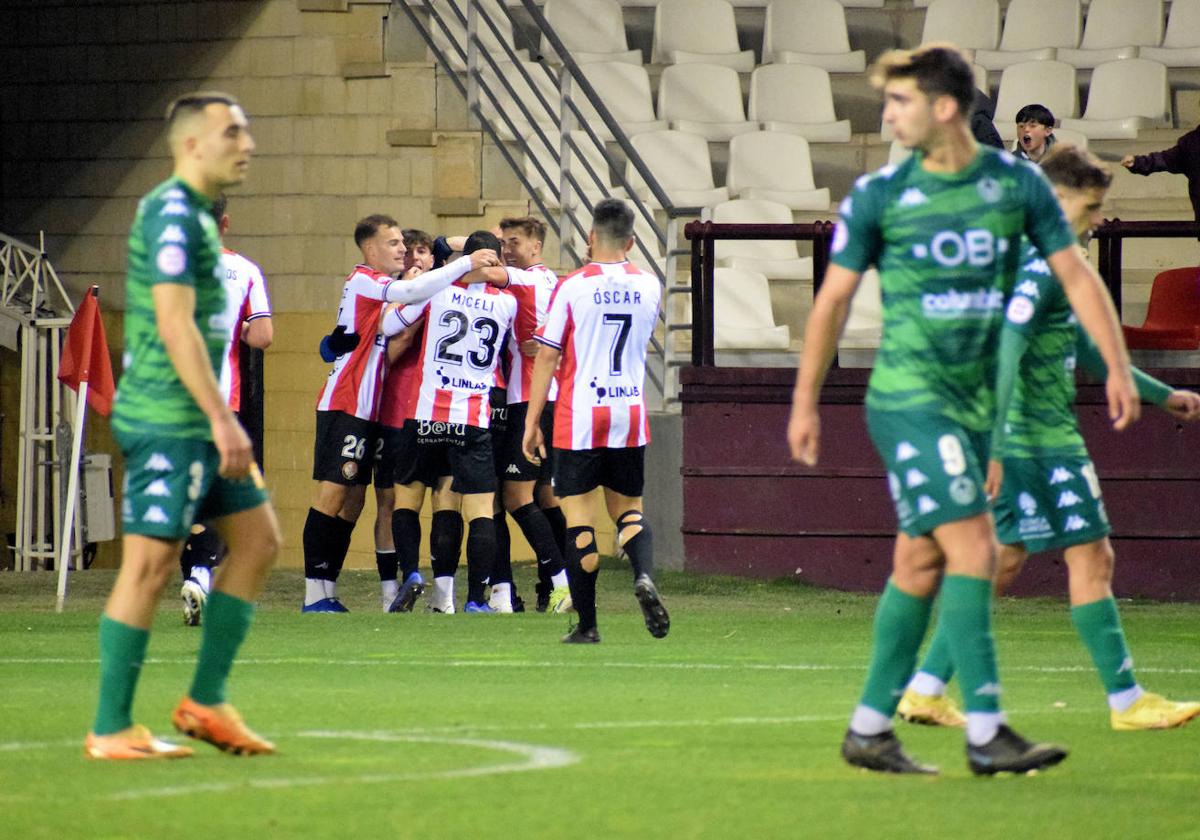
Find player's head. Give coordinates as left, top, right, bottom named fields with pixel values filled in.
left=498, top=216, right=546, bottom=268
left=1040, top=144, right=1112, bottom=239
left=402, top=229, right=434, bottom=272
left=210, top=193, right=230, bottom=236
left=355, top=214, right=406, bottom=275
left=589, top=198, right=635, bottom=256
left=1015, top=104, right=1056, bottom=162
left=463, top=230, right=502, bottom=256
left=165, top=91, right=254, bottom=193
left=871, top=44, right=974, bottom=151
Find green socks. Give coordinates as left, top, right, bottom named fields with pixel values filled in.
left=93, top=615, right=150, bottom=736
left=1071, top=597, right=1137, bottom=695
left=939, top=575, right=1001, bottom=713
left=858, top=581, right=934, bottom=715
left=189, top=590, right=254, bottom=706
left=915, top=610, right=956, bottom=686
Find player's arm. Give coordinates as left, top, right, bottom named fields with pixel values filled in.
left=522, top=342, right=560, bottom=465
left=153, top=283, right=250, bottom=477
left=787, top=263, right=861, bottom=466
left=461, top=265, right=511, bottom=288
left=383, top=251, right=499, bottom=305
left=1073, top=329, right=1200, bottom=420
left=1044, top=245, right=1139, bottom=430
left=241, top=273, right=273, bottom=349
left=984, top=327, right=1029, bottom=499
left=242, top=316, right=273, bottom=349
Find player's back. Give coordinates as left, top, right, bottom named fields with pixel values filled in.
left=505, top=263, right=560, bottom=403
left=217, top=248, right=269, bottom=410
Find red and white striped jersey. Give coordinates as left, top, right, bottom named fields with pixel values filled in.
left=502, top=264, right=560, bottom=405
left=315, top=265, right=392, bottom=420
left=384, top=281, right=518, bottom=428
left=377, top=322, right=424, bottom=429
left=217, top=248, right=271, bottom=412
left=536, top=261, right=661, bottom=450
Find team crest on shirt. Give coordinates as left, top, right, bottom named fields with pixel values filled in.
left=976, top=177, right=1003, bottom=203
left=1006, top=295, right=1035, bottom=325
left=342, top=461, right=358, bottom=480
left=156, top=245, right=187, bottom=277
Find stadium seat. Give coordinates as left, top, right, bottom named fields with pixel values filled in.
left=1059, top=58, right=1171, bottom=139
left=652, top=0, right=755, bottom=72
left=974, top=0, right=1081, bottom=71
left=838, top=268, right=883, bottom=351
left=713, top=267, right=791, bottom=350
left=578, top=61, right=668, bottom=140
left=542, top=0, right=641, bottom=65
left=919, top=0, right=1001, bottom=57
left=1121, top=267, right=1200, bottom=350
left=711, top=199, right=814, bottom=281
left=726, top=132, right=832, bottom=212
left=1048, top=126, right=1089, bottom=149
left=1056, top=0, right=1163, bottom=69
left=762, top=0, right=866, bottom=73
left=993, top=60, right=1079, bottom=141
left=657, top=64, right=758, bottom=142
left=1139, top=0, right=1200, bottom=68
left=428, top=0, right=528, bottom=71
left=748, top=64, right=853, bottom=143
left=887, top=140, right=912, bottom=166
left=522, top=130, right=623, bottom=208
left=627, top=130, right=729, bottom=209
left=479, top=60, right=559, bottom=140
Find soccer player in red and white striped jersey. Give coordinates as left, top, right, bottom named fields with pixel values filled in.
left=522, top=199, right=669, bottom=643
left=302, top=215, right=500, bottom=612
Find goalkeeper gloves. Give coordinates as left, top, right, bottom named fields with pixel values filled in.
left=319, top=324, right=361, bottom=361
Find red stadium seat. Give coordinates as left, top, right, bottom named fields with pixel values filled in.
left=1121, top=266, right=1200, bottom=350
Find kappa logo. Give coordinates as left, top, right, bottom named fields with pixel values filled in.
left=1049, top=466, right=1073, bottom=485
left=1018, top=492, right=1038, bottom=516
left=905, top=468, right=929, bottom=489
left=1014, top=279, right=1041, bottom=298
left=163, top=188, right=185, bottom=200
left=974, top=682, right=1003, bottom=697
left=1117, top=656, right=1133, bottom=674
left=917, top=495, right=940, bottom=515
left=160, top=200, right=189, bottom=216
left=144, top=453, right=174, bottom=472
left=158, top=225, right=187, bottom=245
left=505, top=463, right=521, bottom=475
left=1022, top=257, right=1051, bottom=277
left=144, top=479, right=171, bottom=498
left=142, top=506, right=169, bottom=524
left=1056, top=490, right=1082, bottom=509
left=897, top=187, right=929, bottom=208
left=896, top=442, right=920, bottom=462
left=1064, top=514, right=1090, bottom=532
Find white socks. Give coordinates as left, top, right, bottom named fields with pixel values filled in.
left=189, top=565, right=212, bottom=593
left=551, top=570, right=568, bottom=588
left=908, top=672, right=947, bottom=697
left=381, top=579, right=399, bottom=611
left=432, top=575, right=455, bottom=611
left=849, top=705, right=892, bottom=736
left=304, top=578, right=335, bottom=606
left=965, top=712, right=1005, bottom=746
left=1108, top=684, right=1144, bottom=712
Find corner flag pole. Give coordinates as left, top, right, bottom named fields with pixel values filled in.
left=56, top=381, right=88, bottom=613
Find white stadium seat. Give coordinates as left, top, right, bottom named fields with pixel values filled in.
left=975, top=0, right=1081, bottom=71
left=479, top=60, right=559, bottom=140
left=542, top=0, right=641, bottom=65
left=919, top=0, right=1001, bottom=57
left=713, top=268, right=791, bottom=350
left=1056, top=0, right=1163, bottom=69
left=1059, top=58, right=1172, bottom=139
left=711, top=199, right=814, bottom=281
left=726, top=131, right=831, bottom=211
left=838, top=268, right=883, bottom=357
left=887, top=140, right=912, bottom=166
left=993, top=60, right=1079, bottom=141
left=657, top=64, right=758, bottom=142
left=652, top=0, right=756, bottom=72
left=429, top=0, right=528, bottom=71
left=627, top=130, right=729, bottom=208
left=522, top=131, right=623, bottom=208
left=578, top=61, right=668, bottom=140
left=762, top=0, right=866, bottom=73
left=749, top=64, right=853, bottom=143
left=1139, top=0, right=1200, bottom=68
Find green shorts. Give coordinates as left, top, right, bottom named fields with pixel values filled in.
left=993, top=453, right=1111, bottom=553
left=866, top=408, right=990, bottom=537
left=117, top=431, right=269, bottom=540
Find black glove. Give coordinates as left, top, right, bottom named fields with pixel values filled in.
left=325, top=324, right=362, bottom=356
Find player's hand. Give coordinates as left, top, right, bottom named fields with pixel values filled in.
left=523, top=423, right=546, bottom=466
left=519, top=339, right=539, bottom=357
left=1165, top=389, right=1200, bottom=421
left=402, top=264, right=423, bottom=280
left=211, top=412, right=253, bottom=478
left=984, top=458, right=1003, bottom=501
left=467, top=249, right=500, bottom=271
left=1119, top=155, right=1135, bottom=169
left=786, top=402, right=819, bottom=466
left=1106, top=368, right=1140, bottom=431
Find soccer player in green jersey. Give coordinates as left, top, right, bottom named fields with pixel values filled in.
left=85, top=92, right=281, bottom=760
left=900, top=145, right=1200, bottom=732
left=786, top=45, right=1140, bottom=776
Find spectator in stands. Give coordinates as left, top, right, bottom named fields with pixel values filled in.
left=1012, top=104, right=1056, bottom=165
left=969, top=87, right=1004, bottom=150
left=1121, top=124, right=1200, bottom=228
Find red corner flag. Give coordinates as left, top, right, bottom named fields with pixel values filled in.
left=58, top=286, right=116, bottom=417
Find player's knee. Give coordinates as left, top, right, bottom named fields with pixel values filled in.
left=615, top=510, right=645, bottom=546
left=1067, top=540, right=1115, bottom=586
left=566, top=525, right=598, bottom=572
left=502, top=481, right=533, bottom=513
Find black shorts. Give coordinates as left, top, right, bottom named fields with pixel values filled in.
left=502, top=401, right=555, bottom=483
left=552, top=445, right=645, bottom=498
left=488, top=387, right=510, bottom=480
left=399, top=419, right=497, bottom=495
left=312, top=411, right=380, bottom=486
left=375, top=422, right=417, bottom=489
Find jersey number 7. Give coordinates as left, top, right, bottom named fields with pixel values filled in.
left=603, top=313, right=632, bottom=376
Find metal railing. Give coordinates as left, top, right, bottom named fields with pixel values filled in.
left=394, top=0, right=702, bottom=405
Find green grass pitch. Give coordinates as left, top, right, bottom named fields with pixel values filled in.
left=3, top=563, right=1199, bottom=839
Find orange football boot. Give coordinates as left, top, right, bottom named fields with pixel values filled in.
left=172, top=697, right=276, bottom=756
left=84, top=724, right=194, bottom=760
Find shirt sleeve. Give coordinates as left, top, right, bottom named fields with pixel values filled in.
left=829, top=175, right=883, bottom=273
left=1020, top=163, right=1077, bottom=258
left=1002, top=247, right=1056, bottom=337
left=245, top=263, right=271, bottom=320
left=536, top=281, right=571, bottom=350
left=397, top=303, right=426, bottom=329
left=143, top=209, right=208, bottom=288
left=1073, top=327, right=1174, bottom=405
left=385, top=256, right=472, bottom=305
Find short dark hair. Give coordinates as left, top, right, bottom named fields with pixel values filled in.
left=402, top=229, right=434, bottom=250
left=1015, top=103, right=1056, bottom=128
left=355, top=214, right=400, bottom=249
left=210, top=193, right=228, bottom=221
left=463, top=230, right=501, bottom=255
left=499, top=216, right=547, bottom=244
left=869, top=44, right=975, bottom=119
left=165, top=91, right=239, bottom=125
left=1040, top=144, right=1112, bottom=192
left=591, top=198, right=634, bottom=245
